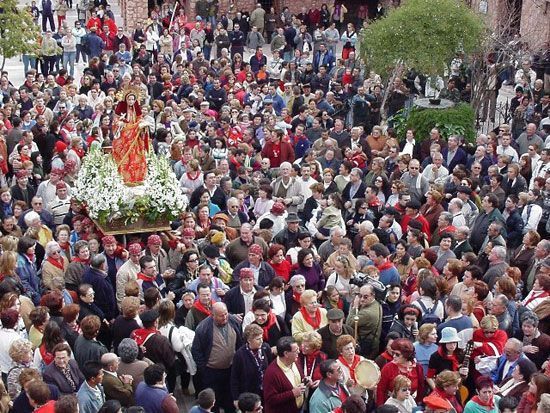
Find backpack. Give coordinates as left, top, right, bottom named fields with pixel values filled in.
left=416, top=299, right=442, bottom=326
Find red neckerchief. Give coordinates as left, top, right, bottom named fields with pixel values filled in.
left=337, top=355, right=361, bottom=381
left=193, top=300, right=214, bottom=316
left=73, top=147, right=85, bottom=158
left=377, top=259, right=393, bottom=272
left=39, top=343, right=54, bottom=365
left=46, top=256, right=65, bottom=271
left=131, top=327, right=160, bottom=346
left=437, top=346, right=459, bottom=371
left=59, top=241, right=70, bottom=253
left=186, top=171, right=201, bottom=181
left=471, top=395, right=495, bottom=409
left=300, top=307, right=321, bottom=329
left=293, top=292, right=302, bottom=304
left=72, top=256, right=89, bottom=265
left=259, top=311, right=277, bottom=340
left=137, top=272, right=155, bottom=282
left=381, top=351, right=393, bottom=362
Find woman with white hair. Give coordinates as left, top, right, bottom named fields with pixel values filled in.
left=41, top=241, right=69, bottom=291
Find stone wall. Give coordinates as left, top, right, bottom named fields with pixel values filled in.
left=121, top=0, right=149, bottom=32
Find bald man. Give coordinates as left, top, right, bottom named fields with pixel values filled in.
left=191, top=302, right=243, bottom=413
left=101, top=352, right=134, bottom=407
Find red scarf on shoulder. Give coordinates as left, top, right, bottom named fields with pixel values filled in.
left=437, top=346, right=459, bottom=371
left=46, top=256, right=65, bottom=271
left=39, top=344, right=54, bottom=366
left=300, top=307, right=321, bottom=329
left=259, top=312, right=278, bottom=340
left=72, top=256, right=89, bottom=265
left=194, top=300, right=214, bottom=316
left=471, top=395, right=495, bottom=409
left=337, top=355, right=361, bottom=381
left=131, top=327, right=160, bottom=346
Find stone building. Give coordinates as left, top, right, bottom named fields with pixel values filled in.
left=122, top=0, right=549, bottom=50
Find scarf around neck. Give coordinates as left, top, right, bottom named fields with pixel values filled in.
left=300, top=306, right=321, bottom=329
left=337, top=355, right=361, bottom=381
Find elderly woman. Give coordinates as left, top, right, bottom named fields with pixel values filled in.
left=516, top=312, right=550, bottom=369
left=291, top=289, right=328, bottom=343
left=15, top=236, right=41, bottom=305
left=117, top=338, right=151, bottom=389
left=389, top=305, right=421, bottom=342
left=497, top=357, right=537, bottom=399
left=325, top=255, right=356, bottom=303
left=42, top=342, right=84, bottom=395
left=6, top=339, right=33, bottom=399
left=73, top=315, right=108, bottom=371
left=335, top=334, right=368, bottom=398
left=377, top=338, right=426, bottom=406
left=111, top=297, right=141, bottom=355
left=285, top=274, right=307, bottom=318
left=28, top=306, right=50, bottom=349
left=296, top=331, right=327, bottom=388
left=293, top=248, right=324, bottom=292
left=230, top=244, right=275, bottom=289
left=384, top=374, right=417, bottom=413
left=432, top=370, right=464, bottom=413
left=41, top=241, right=69, bottom=291
left=413, top=323, right=438, bottom=376
left=65, top=240, right=90, bottom=291
left=230, top=324, right=273, bottom=405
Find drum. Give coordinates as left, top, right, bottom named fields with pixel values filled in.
left=354, top=359, right=381, bottom=389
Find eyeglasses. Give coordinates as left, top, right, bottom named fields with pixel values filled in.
left=51, top=250, right=61, bottom=254
left=360, top=294, right=372, bottom=299
left=188, top=258, right=199, bottom=262
left=409, top=166, right=419, bottom=170
left=483, top=330, right=496, bottom=335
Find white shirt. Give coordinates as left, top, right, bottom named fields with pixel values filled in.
left=522, top=203, right=543, bottom=232
left=0, top=328, right=21, bottom=373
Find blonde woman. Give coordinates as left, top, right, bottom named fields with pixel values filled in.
left=325, top=256, right=356, bottom=303
left=6, top=338, right=33, bottom=399
left=291, top=290, right=328, bottom=344
left=384, top=374, right=416, bottom=413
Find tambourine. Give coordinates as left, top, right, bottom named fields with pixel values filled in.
left=354, top=359, right=381, bottom=389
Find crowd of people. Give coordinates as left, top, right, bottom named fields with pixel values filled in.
left=0, top=0, right=550, bottom=413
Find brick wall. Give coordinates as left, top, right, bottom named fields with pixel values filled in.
left=520, top=0, right=550, bottom=50
left=121, top=0, right=149, bottom=32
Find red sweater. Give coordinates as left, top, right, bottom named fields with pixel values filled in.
left=264, top=360, right=304, bottom=413
left=377, top=361, right=425, bottom=406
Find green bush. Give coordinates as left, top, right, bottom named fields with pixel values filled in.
left=392, top=103, right=476, bottom=143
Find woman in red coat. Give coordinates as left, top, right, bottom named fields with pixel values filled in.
left=471, top=315, right=507, bottom=362
left=377, top=338, right=426, bottom=406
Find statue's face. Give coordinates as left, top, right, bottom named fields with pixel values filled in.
left=126, top=94, right=136, bottom=106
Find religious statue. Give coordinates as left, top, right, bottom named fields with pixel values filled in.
left=112, top=86, right=150, bottom=185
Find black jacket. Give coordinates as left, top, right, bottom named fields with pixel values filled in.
left=230, top=343, right=273, bottom=400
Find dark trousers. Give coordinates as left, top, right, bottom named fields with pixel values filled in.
left=41, top=56, right=56, bottom=76
left=42, top=12, right=55, bottom=32
left=202, top=367, right=235, bottom=413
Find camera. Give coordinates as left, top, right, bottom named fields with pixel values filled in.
left=350, top=273, right=387, bottom=302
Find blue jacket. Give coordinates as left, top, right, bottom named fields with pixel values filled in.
left=191, top=316, right=243, bottom=370
left=491, top=354, right=527, bottom=384
left=86, top=33, right=106, bottom=58
left=313, top=49, right=335, bottom=72
left=82, top=267, right=117, bottom=320
left=16, top=254, right=41, bottom=305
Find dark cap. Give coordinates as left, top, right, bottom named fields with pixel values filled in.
left=456, top=185, right=472, bottom=195
left=203, top=244, right=220, bottom=259
left=405, top=199, right=421, bottom=210
left=384, top=206, right=398, bottom=216
left=285, top=212, right=301, bottom=223
left=327, top=308, right=345, bottom=320
left=140, top=309, right=159, bottom=324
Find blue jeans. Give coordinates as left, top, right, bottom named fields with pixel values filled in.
left=22, top=55, right=37, bottom=74
left=203, top=45, right=212, bottom=61
left=63, top=51, right=76, bottom=77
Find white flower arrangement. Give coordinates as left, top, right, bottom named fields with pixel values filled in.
left=72, top=147, right=186, bottom=225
